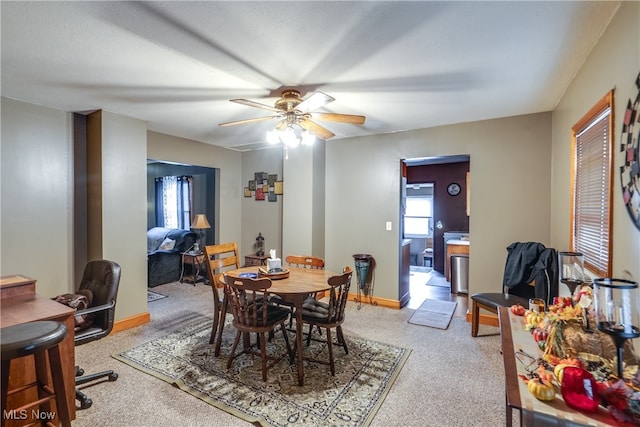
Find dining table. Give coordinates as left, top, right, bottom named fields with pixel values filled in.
left=214, top=266, right=336, bottom=386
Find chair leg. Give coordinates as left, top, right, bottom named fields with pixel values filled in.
left=47, top=346, right=71, bottom=427
left=1, top=360, right=9, bottom=426
left=280, top=323, right=293, bottom=364
left=34, top=352, right=53, bottom=415
left=259, top=332, right=267, bottom=382
left=227, top=331, right=242, bottom=369
left=306, top=323, right=313, bottom=347
left=336, top=326, right=348, bottom=355
left=214, top=296, right=228, bottom=356
left=326, top=328, right=335, bottom=376
left=209, top=308, right=219, bottom=345
left=471, top=299, right=480, bottom=337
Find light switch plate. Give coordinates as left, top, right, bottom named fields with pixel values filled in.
left=386, top=221, right=392, bottom=231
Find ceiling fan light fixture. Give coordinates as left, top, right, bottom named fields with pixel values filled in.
left=282, top=126, right=299, bottom=147
left=300, top=130, right=315, bottom=146
left=266, top=129, right=280, bottom=144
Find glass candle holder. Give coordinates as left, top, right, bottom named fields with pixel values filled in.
left=593, top=278, right=639, bottom=378
left=558, top=251, right=585, bottom=297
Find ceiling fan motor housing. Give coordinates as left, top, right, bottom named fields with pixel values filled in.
left=275, top=90, right=303, bottom=112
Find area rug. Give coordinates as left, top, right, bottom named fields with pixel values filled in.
left=114, top=316, right=410, bottom=427
left=147, top=290, right=167, bottom=302
left=407, top=298, right=457, bottom=330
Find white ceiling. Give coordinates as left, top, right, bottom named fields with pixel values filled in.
left=1, top=1, right=620, bottom=151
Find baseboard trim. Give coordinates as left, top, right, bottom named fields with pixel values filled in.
left=111, top=312, right=151, bottom=334
left=347, top=292, right=401, bottom=309
left=464, top=310, right=499, bottom=327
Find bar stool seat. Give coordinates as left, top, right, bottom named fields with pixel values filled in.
left=470, top=293, right=529, bottom=337
left=1, top=320, right=71, bottom=427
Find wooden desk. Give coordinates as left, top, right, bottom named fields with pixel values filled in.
left=217, top=267, right=335, bottom=386
left=0, top=276, right=76, bottom=426
left=499, top=307, right=622, bottom=426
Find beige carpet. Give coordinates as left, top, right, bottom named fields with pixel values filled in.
left=114, top=315, right=410, bottom=427
left=73, top=280, right=514, bottom=426
left=407, top=298, right=457, bottom=329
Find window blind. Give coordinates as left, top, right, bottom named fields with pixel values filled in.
left=572, top=99, right=612, bottom=277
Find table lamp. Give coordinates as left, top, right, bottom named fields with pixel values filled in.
left=593, top=278, right=639, bottom=379
left=190, top=214, right=211, bottom=253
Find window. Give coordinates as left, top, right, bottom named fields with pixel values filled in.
left=404, top=197, right=433, bottom=235
left=154, top=175, right=193, bottom=229
left=570, top=91, right=614, bottom=277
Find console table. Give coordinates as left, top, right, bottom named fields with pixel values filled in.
left=180, top=252, right=206, bottom=285
left=244, top=254, right=268, bottom=267
left=0, top=275, right=76, bottom=426
left=499, top=307, right=622, bottom=426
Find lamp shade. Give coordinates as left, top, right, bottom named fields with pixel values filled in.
left=190, top=214, right=211, bottom=229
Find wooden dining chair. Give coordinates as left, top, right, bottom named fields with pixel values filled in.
left=297, top=269, right=352, bottom=376
left=223, top=274, right=293, bottom=381
left=274, top=255, right=326, bottom=329
left=203, top=243, right=240, bottom=355
left=285, top=255, right=325, bottom=269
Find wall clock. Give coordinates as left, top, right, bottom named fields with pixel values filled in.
left=447, top=182, right=461, bottom=196
left=620, top=71, right=640, bottom=230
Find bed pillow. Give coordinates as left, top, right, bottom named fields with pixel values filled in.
left=159, top=237, right=176, bottom=250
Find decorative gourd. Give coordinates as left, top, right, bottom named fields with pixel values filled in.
left=527, top=378, right=555, bottom=401
left=525, top=310, right=545, bottom=330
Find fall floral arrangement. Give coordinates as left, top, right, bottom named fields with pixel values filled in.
left=511, top=286, right=640, bottom=425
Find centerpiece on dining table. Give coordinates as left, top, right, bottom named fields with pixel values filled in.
left=258, top=249, right=289, bottom=279
left=511, top=279, right=640, bottom=424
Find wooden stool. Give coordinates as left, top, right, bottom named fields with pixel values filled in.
left=1, top=321, right=71, bottom=427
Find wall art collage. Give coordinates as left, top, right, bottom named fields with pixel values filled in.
left=245, top=172, right=283, bottom=202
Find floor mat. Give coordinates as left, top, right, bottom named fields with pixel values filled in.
left=408, top=298, right=457, bottom=329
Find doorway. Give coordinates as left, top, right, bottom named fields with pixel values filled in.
left=401, top=155, right=470, bottom=309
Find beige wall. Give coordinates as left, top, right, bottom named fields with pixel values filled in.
left=1, top=98, right=74, bottom=295
left=325, top=113, right=553, bottom=300
left=240, top=147, right=283, bottom=259
left=551, top=0, right=640, bottom=283
left=99, top=111, right=148, bottom=319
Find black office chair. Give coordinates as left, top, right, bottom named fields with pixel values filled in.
left=74, top=259, right=121, bottom=409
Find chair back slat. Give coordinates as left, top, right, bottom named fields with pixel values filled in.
left=223, top=275, right=273, bottom=329
left=285, top=255, right=325, bottom=269
left=325, top=270, right=352, bottom=324
left=204, top=243, right=240, bottom=284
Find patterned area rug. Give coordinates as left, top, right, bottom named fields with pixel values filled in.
left=147, top=290, right=167, bottom=302
left=114, top=316, right=410, bottom=427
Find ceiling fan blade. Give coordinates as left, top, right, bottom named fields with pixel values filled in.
left=298, top=117, right=335, bottom=140
left=218, top=115, right=280, bottom=127
left=296, top=91, right=335, bottom=113
left=312, top=112, right=366, bottom=125
left=230, top=98, right=282, bottom=113
left=275, top=119, right=288, bottom=131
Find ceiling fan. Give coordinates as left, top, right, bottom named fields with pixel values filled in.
left=218, top=89, right=366, bottom=140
